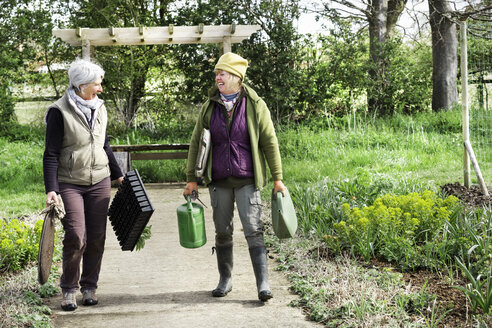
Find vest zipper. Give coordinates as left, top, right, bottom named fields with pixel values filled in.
left=90, top=132, right=94, bottom=183
left=68, top=152, right=74, bottom=178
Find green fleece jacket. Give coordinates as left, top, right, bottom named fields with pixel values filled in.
left=186, top=84, right=282, bottom=190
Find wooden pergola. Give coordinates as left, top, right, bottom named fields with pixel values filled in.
left=52, top=24, right=261, bottom=59
left=52, top=24, right=261, bottom=174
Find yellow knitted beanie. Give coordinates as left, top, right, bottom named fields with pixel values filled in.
left=214, top=52, right=248, bottom=80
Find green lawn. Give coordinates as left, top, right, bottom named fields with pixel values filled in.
left=1, top=108, right=472, bottom=219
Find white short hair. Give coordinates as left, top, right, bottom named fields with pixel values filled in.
left=68, top=59, right=105, bottom=91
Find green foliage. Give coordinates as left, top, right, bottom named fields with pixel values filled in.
left=289, top=273, right=334, bottom=322
left=145, top=0, right=248, bottom=106
left=133, top=160, right=186, bottom=182
left=0, top=83, right=15, bottom=124
left=37, top=275, right=60, bottom=298
left=395, top=281, right=437, bottom=315
left=381, top=108, right=462, bottom=134
left=239, top=0, right=303, bottom=123
left=440, top=209, right=492, bottom=276
left=135, top=225, right=152, bottom=251
left=385, top=36, right=433, bottom=115
left=0, top=122, right=45, bottom=142
left=0, top=219, right=43, bottom=272
left=0, top=0, right=55, bottom=122
left=454, top=257, right=492, bottom=314
left=331, top=191, right=459, bottom=269
left=291, top=171, right=436, bottom=238
left=60, top=0, right=177, bottom=127
left=15, top=289, right=53, bottom=327
left=0, top=138, right=45, bottom=218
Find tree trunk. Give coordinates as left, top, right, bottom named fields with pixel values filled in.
left=367, top=0, right=389, bottom=116
left=386, top=0, right=407, bottom=38
left=366, top=0, right=406, bottom=116
left=428, top=0, right=458, bottom=111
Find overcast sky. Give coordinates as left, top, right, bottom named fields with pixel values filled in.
left=296, top=0, right=471, bottom=36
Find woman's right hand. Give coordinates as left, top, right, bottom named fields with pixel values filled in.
left=46, top=191, right=58, bottom=208
left=183, top=182, right=198, bottom=197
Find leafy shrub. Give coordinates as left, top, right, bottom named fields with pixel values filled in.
left=0, top=218, right=43, bottom=272
left=0, top=121, right=45, bottom=142
left=328, top=191, right=459, bottom=270
left=291, top=172, right=434, bottom=238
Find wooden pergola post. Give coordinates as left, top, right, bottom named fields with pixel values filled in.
left=221, top=36, right=232, bottom=54
left=81, top=39, right=92, bottom=60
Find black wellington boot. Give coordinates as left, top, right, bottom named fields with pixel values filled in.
left=249, top=247, right=273, bottom=302
left=212, top=245, right=233, bottom=297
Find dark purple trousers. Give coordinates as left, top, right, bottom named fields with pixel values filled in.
left=59, top=177, right=111, bottom=293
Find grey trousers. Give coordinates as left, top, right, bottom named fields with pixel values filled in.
left=209, top=183, right=265, bottom=249
left=58, top=177, right=111, bottom=293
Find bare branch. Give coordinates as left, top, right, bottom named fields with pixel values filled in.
left=451, top=4, right=492, bottom=20
left=237, top=0, right=271, bottom=36
left=329, top=0, right=371, bottom=17
left=469, top=30, right=492, bottom=39
left=469, top=14, right=492, bottom=22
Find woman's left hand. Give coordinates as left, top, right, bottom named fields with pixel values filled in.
left=273, top=180, right=286, bottom=196
left=117, top=176, right=124, bottom=185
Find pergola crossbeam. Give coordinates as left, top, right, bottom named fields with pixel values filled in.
left=52, top=25, right=260, bottom=47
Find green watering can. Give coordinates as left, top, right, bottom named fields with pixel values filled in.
left=177, top=196, right=207, bottom=248
left=271, top=188, right=298, bottom=239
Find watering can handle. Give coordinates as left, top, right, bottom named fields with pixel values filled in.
left=186, top=195, right=193, bottom=212
left=186, top=195, right=197, bottom=241
left=276, top=191, right=283, bottom=213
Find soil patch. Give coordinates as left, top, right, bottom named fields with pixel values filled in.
left=441, top=182, right=492, bottom=208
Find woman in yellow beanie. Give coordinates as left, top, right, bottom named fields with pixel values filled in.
left=184, top=52, right=286, bottom=302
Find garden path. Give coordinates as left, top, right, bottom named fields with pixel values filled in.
left=46, top=183, right=319, bottom=328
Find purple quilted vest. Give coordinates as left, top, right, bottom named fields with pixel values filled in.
left=210, top=97, right=254, bottom=181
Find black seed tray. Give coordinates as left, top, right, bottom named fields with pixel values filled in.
left=108, top=169, right=154, bottom=251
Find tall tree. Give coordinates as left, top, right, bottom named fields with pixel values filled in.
left=0, top=0, right=54, bottom=124
left=59, top=0, right=175, bottom=127
left=238, top=0, right=304, bottom=122
left=167, top=0, right=306, bottom=123
left=317, top=0, right=407, bottom=116
left=428, top=0, right=458, bottom=111
left=428, top=0, right=492, bottom=111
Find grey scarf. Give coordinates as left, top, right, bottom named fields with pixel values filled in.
left=67, top=87, right=99, bottom=126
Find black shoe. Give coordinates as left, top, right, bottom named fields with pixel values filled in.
left=212, top=285, right=232, bottom=297
left=259, top=290, right=273, bottom=302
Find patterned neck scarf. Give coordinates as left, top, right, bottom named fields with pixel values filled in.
left=220, top=91, right=240, bottom=116
left=67, top=87, right=98, bottom=124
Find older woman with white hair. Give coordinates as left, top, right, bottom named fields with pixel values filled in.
left=43, top=59, right=123, bottom=311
